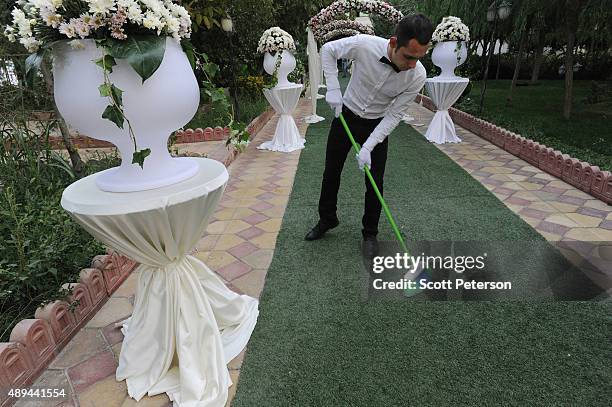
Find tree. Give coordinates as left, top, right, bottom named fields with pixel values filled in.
left=561, top=0, right=588, bottom=119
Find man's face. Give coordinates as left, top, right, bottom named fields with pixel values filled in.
left=389, top=37, right=430, bottom=71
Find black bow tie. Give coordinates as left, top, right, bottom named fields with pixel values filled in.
left=379, top=56, right=400, bottom=73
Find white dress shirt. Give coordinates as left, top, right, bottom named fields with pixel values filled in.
left=321, top=34, right=426, bottom=148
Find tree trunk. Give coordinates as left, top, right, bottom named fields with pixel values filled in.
left=507, top=17, right=532, bottom=106
left=40, top=59, right=84, bottom=176
left=480, top=37, right=491, bottom=79
left=530, top=29, right=546, bottom=83
left=563, top=0, right=585, bottom=119
left=563, top=33, right=576, bottom=119
left=495, top=37, right=503, bottom=79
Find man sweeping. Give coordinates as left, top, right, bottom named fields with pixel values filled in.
left=305, top=14, right=433, bottom=258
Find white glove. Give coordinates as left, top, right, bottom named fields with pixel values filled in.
left=356, top=147, right=372, bottom=171
left=356, top=136, right=379, bottom=171
left=325, top=88, right=343, bottom=118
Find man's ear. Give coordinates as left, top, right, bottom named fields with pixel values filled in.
left=389, top=36, right=398, bottom=51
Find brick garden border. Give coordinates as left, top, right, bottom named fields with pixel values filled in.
left=50, top=126, right=232, bottom=149
left=50, top=106, right=275, bottom=151
left=0, top=105, right=277, bottom=406
left=0, top=251, right=137, bottom=407
left=415, top=95, right=612, bottom=205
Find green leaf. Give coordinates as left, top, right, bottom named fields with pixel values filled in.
left=94, top=54, right=116, bottom=73
left=132, top=148, right=151, bottom=169
left=202, top=62, right=219, bottom=79
left=98, top=83, right=124, bottom=106
left=107, top=35, right=166, bottom=83
left=102, top=105, right=124, bottom=129
left=180, top=39, right=196, bottom=71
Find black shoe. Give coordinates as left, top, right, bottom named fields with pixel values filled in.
left=304, top=220, right=339, bottom=241
left=362, top=236, right=379, bottom=259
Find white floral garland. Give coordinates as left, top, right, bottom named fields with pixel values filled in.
left=321, top=28, right=363, bottom=43
left=257, top=27, right=296, bottom=54
left=431, top=16, right=470, bottom=43
left=309, top=0, right=403, bottom=37
left=313, top=20, right=374, bottom=42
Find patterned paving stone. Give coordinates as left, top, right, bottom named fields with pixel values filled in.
left=217, top=261, right=253, bottom=281
left=113, top=272, right=138, bottom=298
left=195, top=234, right=220, bottom=251
left=241, top=250, right=274, bottom=270
left=121, top=393, right=170, bottom=407
left=565, top=213, right=603, bottom=228
left=213, top=234, right=247, bottom=251
left=228, top=242, right=260, bottom=259
left=243, top=213, right=270, bottom=225
left=69, top=351, right=117, bottom=393
left=50, top=329, right=108, bottom=369
left=86, top=298, right=133, bottom=329
left=205, top=251, right=238, bottom=271
left=237, top=226, right=266, bottom=240
left=102, top=322, right=124, bottom=346
left=77, top=375, right=126, bottom=406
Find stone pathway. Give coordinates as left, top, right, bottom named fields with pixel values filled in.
left=405, top=103, right=612, bottom=242
left=18, top=99, right=611, bottom=407
left=15, top=100, right=310, bottom=407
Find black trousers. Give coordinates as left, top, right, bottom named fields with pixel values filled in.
left=318, top=105, right=388, bottom=238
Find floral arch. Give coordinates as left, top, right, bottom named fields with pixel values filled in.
left=304, top=1, right=403, bottom=124
left=308, top=0, right=403, bottom=43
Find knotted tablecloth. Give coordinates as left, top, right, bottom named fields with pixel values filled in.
left=61, top=158, right=259, bottom=407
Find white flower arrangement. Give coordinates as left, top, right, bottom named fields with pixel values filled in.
left=309, top=0, right=403, bottom=34
left=4, top=0, right=192, bottom=53
left=431, top=16, right=470, bottom=43
left=314, top=19, right=374, bottom=42
left=3, top=0, right=195, bottom=167
left=257, top=27, right=296, bottom=54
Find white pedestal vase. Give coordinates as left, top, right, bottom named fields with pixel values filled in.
left=431, top=41, right=468, bottom=79
left=258, top=84, right=305, bottom=152
left=263, top=50, right=296, bottom=89
left=52, top=38, right=199, bottom=192
left=423, top=77, right=470, bottom=144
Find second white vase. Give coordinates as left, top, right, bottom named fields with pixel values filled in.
left=431, top=40, right=468, bottom=79
left=263, top=50, right=296, bottom=88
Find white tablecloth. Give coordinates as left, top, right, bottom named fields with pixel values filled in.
left=424, top=78, right=470, bottom=144
left=258, top=84, right=305, bottom=152
left=61, top=158, right=259, bottom=407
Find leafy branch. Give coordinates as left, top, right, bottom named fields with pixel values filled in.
left=263, top=52, right=283, bottom=90
left=93, top=37, right=167, bottom=168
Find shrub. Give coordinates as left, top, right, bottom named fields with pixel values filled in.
left=0, top=120, right=116, bottom=341
left=237, top=75, right=266, bottom=98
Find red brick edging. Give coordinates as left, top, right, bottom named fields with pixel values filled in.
left=222, top=107, right=275, bottom=167
left=50, top=126, right=232, bottom=149
left=415, top=95, right=612, bottom=205
left=50, top=107, right=275, bottom=156
left=0, top=252, right=137, bottom=407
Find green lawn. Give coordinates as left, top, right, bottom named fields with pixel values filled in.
left=232, top=86, right=612, bottom=406
left=457, top=80, right=612, bottom=171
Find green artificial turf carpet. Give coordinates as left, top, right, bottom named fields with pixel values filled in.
left=232, top=91, right=612, bottom=406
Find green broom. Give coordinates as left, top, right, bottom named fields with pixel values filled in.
left=338, top=113, right=430, bottom=294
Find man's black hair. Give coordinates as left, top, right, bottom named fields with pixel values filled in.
left=394, top=14, right=434, bottom=47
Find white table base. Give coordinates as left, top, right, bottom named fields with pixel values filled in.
left=61, top=158, right=259, bottom=407
left=423, top=78, right=469, bottom=144
left=258, top=84, right=306, bottom=153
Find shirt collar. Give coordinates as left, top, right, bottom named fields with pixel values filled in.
left=379, top=55, right=401, bottom=73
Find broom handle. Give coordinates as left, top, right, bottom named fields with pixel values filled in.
left=338, top=113, right=410, bottom=254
